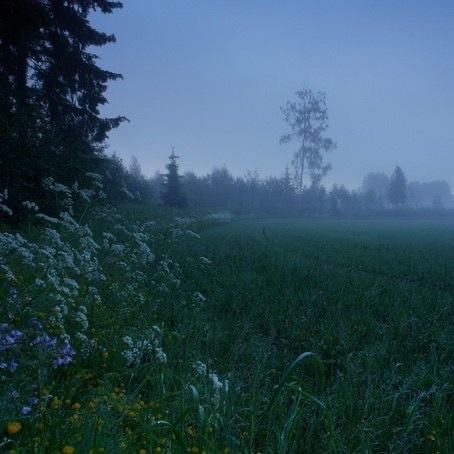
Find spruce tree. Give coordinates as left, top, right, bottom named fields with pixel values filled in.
left=36, top=1, right=125, bottom=145
left=387, top=166, right=407, bottom=207
left=161, top=148, right=186, bottom=208
left=282, top=165, right=293, bottom=194
left=0, top=1, right=124, bottom=213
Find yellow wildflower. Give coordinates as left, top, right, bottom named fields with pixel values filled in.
left=62, top=447, right=75, bottom=454
left=6, top=421, right=22, bottom=435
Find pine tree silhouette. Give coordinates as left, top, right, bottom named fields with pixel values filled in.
left=161, top=147, right=186, bottom=207
left=387, top=166, right=407, bottom=207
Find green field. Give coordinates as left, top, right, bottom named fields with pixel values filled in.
left=2, top=215, right=453, bottom=453
left=174, top=218, right=454, bottom=452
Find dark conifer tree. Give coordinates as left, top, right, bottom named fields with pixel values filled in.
left=37, top=1, right=125, bottom=145
left=161, top=148, right=186, bottom=208
left=282, top=165, right=293, bottom=194
left=0, top=0, right=124, bottom=214
left=387, top=166, right=407, bottom=207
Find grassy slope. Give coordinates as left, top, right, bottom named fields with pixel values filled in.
left=174, top=218, right=454, bottom=452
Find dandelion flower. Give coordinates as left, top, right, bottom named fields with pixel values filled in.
left=6, top=421, right=22, bottom=435
left=62, top=446, right=75, bottom=454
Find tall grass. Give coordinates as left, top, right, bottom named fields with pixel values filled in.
left=1, top=187, right=453, bottom=452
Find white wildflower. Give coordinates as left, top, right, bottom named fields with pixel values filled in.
left=76, top=307, right=89, bottom=330
left=0, top=189, right=12, bottom=216
left=36, top=213, right=60, bottom=224
left=193, top=360, right=229, bottom=405
left=22, top=201, right=39, bottom=211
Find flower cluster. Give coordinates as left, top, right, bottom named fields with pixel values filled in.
left=22, top=201, right=39, bottom=212
left=122, top=326, right=167, bottom=366
left=193, top=361, right=229, bottom=406
left=0, top=173, right=216, bottom=450
left=0, top=189, right=13, bottom=216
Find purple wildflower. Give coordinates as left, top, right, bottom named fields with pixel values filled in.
left=21, top=406, right=32, bottom=416
left=52, top=341, right=75, bottom=368
left=0, top=329, right=23, bottom=351
left=0, top=360, right=18, bottom=372
left=31, top=334, right=57, bottom=351
left=30, top=318, right=42, bottom=330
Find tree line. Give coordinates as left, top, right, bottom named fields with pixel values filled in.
left=102, top=151, right=453, bottom=217
left=1, top=3, right=452, bottom=221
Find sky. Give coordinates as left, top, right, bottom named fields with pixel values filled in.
left=92, top=0, right=454, bottom=189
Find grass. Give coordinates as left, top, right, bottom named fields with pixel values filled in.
left=1, top=212, right=453, bottom=453
left=173, top=218, right=454, bottom=452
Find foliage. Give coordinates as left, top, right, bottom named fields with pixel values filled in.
left=0, top=176, right=225, bottom=451
left=280, top=89, right=336, bottom=191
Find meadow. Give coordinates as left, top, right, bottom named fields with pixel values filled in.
left=1, top=186, right=453, bottom=453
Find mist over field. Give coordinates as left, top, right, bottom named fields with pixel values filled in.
left=0, top=1, right=453, bottom=452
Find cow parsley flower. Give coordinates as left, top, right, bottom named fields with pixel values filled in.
left=76, top=306, right=89, bottom=330
left=193, top=360, right=229, bottom=405
left=122, top=327, right=166, bottom=366
left=0, top=189, right=12, bottom=216
left=22, top=201, right=39, bottom=211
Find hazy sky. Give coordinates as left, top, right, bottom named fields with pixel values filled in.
left=92, top=0, right=454, bottom=189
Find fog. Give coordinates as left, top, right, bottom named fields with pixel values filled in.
left=92, top=0, right=454, bottom=190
